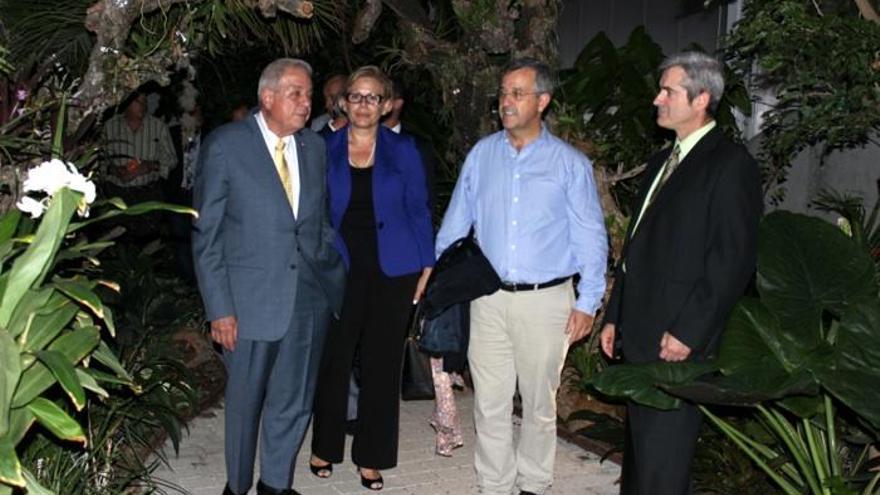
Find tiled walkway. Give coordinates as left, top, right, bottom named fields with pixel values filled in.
left=154, top=390, right=621, bottom=494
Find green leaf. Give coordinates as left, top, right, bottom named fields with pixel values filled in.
left=664, top=371, right=816, bottom=408
left=26, top=398, right=86, bottom=444
left=0, top=437, right=23, bottom=487
left=36, top=350, right=86, bottom=411
left=590, top=361, right=716, bottom=410
left=12, top=325, right=100, bottom=408
left=67, top=200, right=196, bottom=233
left=0, top=210, right=21, bottom=245
left=756, top=212, right=876, bottom=331
left=6, top=287, right=55, bottom=339
left=0, top=330, right=21, bottom=437
left=21, top=467, right=54, bottom=495
left=6, top=407, right=34, bottom=445
left=75, top=368, right=108, bottom=399
left=91, top=340, right=133, bottom=385
left=52, top=96, right=66, bottom=159
left=0, top=188, right=79, bottom=328
left=19, top=296, right=78, bottom=352
left=52, top=277, right=103, bottom=319
left=820, top=304, right=880, bottom=430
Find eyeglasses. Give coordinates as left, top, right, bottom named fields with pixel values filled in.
left=345, top=92, right=384, bottom=105
left=497, top=89, right=545, bottom=101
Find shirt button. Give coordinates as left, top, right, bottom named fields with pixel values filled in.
left=512, top=220, right=517, bottom=226
left=510, top=245, right=516, bottom=250
left=513, top=197, right=519, bottom=203
left=514, top=174, right=520, bottom=179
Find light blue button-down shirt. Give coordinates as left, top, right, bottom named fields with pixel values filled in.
left=436, top=127, right=608, bottom=315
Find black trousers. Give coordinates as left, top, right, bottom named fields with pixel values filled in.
left=620, top=401, right=702, bottom=495
left=311, top=265, right=418, bottom=469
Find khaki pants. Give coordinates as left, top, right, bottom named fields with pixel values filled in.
left=468, top=283, right=573, bottom=495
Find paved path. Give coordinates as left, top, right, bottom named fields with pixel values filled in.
left=154, top=390, right=620, bottom=494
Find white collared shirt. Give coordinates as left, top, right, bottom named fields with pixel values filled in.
left=255, top=112, right=301, bottom=217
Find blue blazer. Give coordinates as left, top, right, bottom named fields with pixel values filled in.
left=326, top=125, right=434, bottom=277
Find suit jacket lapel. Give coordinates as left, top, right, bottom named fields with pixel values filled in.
left=623, top=127, right=723, bottom=253
left=293, top=132, right=313, bottom=223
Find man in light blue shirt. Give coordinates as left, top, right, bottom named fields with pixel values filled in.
left=435, top=58, right=607, bottom=495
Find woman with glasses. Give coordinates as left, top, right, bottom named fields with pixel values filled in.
left=309, top=66, right=434, bottom=491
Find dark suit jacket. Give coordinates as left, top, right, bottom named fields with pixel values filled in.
left=604, top=126, right=762, bottom=363
left=192, top=115, right=345, bottom=341
left=326, top=125, right=434, bottom=277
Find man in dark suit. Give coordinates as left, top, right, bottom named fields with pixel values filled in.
left=192, top=58, right=345, bottom=495
left=600, top=52, right=762, bottom=494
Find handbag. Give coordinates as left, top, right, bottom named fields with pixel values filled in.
left=400, top=304, right=435, bottom=401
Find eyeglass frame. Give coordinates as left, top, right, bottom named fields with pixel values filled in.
left=496, top=89, right=547, bottom=101
left=345, top=92, right=385, bottom=106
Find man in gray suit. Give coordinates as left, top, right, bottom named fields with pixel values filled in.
left=192, top=58, right=345, bottom=495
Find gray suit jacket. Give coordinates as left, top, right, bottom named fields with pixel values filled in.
left=192, top=115, right=345, bottom=341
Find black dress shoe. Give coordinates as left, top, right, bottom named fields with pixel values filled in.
left=519, top=491, right=539, bottom=495
left=221, top=484, right=242, bottom=495
left=256, top=479, right=296, bottom=494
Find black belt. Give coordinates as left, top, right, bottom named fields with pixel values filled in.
left=499, top=276, right=572, bottom=292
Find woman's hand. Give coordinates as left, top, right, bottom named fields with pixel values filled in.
left=412, top=267, right=433, bottom=304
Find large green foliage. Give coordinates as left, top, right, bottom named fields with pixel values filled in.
left=590, top=210, right=880, bottom=493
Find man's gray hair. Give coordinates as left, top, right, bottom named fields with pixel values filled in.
left=659, top=52, right=725, bottom=115
left=257, top=58, right=313, bottom=97
left=503, top=58, right=555, bottom=95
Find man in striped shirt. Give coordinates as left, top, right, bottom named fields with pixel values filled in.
left=102, top=92, right=177, bottom=191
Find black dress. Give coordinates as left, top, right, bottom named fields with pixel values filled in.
left=311, top=166, right=419, bottom=469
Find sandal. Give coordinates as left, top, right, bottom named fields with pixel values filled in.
left=309, top=458, right=333, bottom=479
left=359, top=468, right=383, bottom=491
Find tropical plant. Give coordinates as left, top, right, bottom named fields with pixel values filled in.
left=590, top=210, right=880, bottom=495
left=723, top=0, right=880, bottom=200
left=813, top=187, right=880, bottom=277
left=0, top=101, right=194, bottom=493
left=18, top=335, right=197, bottom=494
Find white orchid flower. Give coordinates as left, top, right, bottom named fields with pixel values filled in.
left=23, top=159, right=71, bottom=196
left=17, top=159, right=98, bottom=218
left=16, top=196, right=47, bottom=219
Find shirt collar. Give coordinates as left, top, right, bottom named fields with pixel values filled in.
left=503, top=124, right=550, bottom=152
left=676, top=120, right=715, bottom=162
left=255, top=111, right=292, bottom=149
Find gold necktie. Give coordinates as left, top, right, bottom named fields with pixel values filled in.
left=643, top=143, right=681, bottom=210
left=274, top=139, right=294, bottom=209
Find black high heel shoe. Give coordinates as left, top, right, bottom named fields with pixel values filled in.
left=308, top=460, right=333, bottom=478
left=359, top=468, right=384, bottom=491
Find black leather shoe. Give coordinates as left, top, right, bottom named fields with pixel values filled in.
left=221, top=484, right=241, bottom=495
left=519, top=491, right=539, bottom=495
left=256, top=479, right=300, bottom=495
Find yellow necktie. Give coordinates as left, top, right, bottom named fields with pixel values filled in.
left=274, top=139, right=294, bottom=209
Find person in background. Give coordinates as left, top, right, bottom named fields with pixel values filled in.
left=193, top=58, right=345, bottom=495
left=102, top=90, right=177, bottom=205
left=309, top=66, right=434, bottom=492
left=382, top=79, right=459, bottom=455
left=600, top=51, right=762, bottom=495
left=434, top=58, right=608, bottom=495
left=229, top=101, right=250, bottom=122
left=311, top=73, right=347, bottom=132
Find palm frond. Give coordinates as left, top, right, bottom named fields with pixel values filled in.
left=0, top=0, right=94, bottom=73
